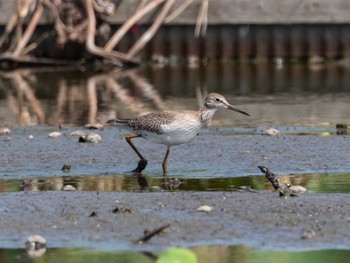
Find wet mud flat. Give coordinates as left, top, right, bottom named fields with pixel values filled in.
left=0, top=190, right=349, bottom=251
left=0, top=127, right=350, bottom=251
left=1, top=126, right=350, bottom=178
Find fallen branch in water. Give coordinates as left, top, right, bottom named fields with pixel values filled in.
left=258, top=166, right=307, bottom=197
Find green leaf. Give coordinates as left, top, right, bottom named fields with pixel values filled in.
left=157, top=248, right=197, bottom=263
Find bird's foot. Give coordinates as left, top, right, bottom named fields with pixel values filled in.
left=131, top=158, right=148, bottom=174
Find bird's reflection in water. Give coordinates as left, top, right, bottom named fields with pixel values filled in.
left=135, top=174, right=182, bottom=191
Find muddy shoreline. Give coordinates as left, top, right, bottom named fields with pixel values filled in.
left=1, top=127, right=350, bottom=179
left=1, top=127, right=350, bottom=251
left=0, top=190, right=349, bottom=251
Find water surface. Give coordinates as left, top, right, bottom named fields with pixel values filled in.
left=1, top=246, right=350, bottom=263
left=1, top=63, right=350, bottom=262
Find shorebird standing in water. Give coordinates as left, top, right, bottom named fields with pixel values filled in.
left=107, top=93, right=250, bottom=176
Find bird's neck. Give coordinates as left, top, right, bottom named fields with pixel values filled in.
left=199, top=106, right=217, bottom=127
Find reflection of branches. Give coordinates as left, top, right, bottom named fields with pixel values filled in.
left=79, top=69, right=167, bottom=123
left=126, top=71, right=166, bottom=110
left=0, top=68, right=165, bottom=125
left=54, top=78, right=68, bottom=124
left=87, top=75, right=98, bottom=124
left=0, top=70, right=45, bottom=125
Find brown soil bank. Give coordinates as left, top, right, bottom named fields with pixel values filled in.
left=0, top=190, right=349, bottom=251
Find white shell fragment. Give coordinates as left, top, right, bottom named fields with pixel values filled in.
left=289, top=185, right=307, bottom=194
left=48, top=131, right=62, bottom=138
left=26, top=235, right=46, bottom=257
left=0, top=127, right=11, bottom=135
left=197, top=205, right=213, bottom=213
left=79, top=133, right=102, bottom=143
left=264, top=128, right=280, bottom=136
left=62, top=185, right=76, bottom=191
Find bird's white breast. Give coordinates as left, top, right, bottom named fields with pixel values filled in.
left=142, top=113, right=203, bottom=146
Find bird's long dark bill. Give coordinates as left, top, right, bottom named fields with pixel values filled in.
left=227, top=104, right=250, bottom=116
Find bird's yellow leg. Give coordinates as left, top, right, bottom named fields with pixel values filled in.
left=162, top=146, right=170, bottom=177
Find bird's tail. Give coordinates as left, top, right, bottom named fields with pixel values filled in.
left=106, top=118, right=118, bottom=126
left=107, top=116, right=129, bottom=126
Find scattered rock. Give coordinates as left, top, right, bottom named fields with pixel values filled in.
left=25, top=235, right=46, bottom=257
left=263, top=128, right=280, bottom=136
left=336, top=123, right=350, bottom=135
left=78, top=133, right=102, bottom=143
left=62, top=185, right=76, bottom=191
left=70, top=130, right=85, bottom=137
left=85, top=123, right=104, bottom=130
left=112, top=206, right=133, bottom=213
left=289, top=185, right=307, bottom=195
left=0, top=127, right=11, bottom=135
left=197, top=205, right=213, bottom=213
left=301, top=230, right=316, bottom=239
left=61, top=164, right=71, bottom=172
left=89, top=211, right=97, bottom=217
left=48, top=131, right=62, bottom=138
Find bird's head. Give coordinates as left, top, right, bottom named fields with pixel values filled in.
left=204, top=93, right=250, bottom=116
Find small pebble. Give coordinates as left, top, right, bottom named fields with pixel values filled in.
left=61, top=164, right=71, bottom=172
left=48, top=131, right=61, bottom=138
left=301, top=230, right=316, bottom=239
left=26, top=235, right=46, bottom=257
left=62, top=185, right=76, bottom=191
left=0, top=127, right=11, bottom=135
left=70, top=130, right=85, bottom=137
left=197, top=205, right=213, bottom=213
left=264, top=128, right=280, bottom=136
left=28, top=135, right=34, bottom=139
left=289, top=185, right=307, bottom=194
left=78, top=133, right=102, bottom=143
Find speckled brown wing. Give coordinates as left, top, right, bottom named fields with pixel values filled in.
left=109, top=112, right=177, bottom=134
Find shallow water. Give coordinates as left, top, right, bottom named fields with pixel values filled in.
left=1, top=172, right=350, bottom=194
left=1, top=246, right=350, bottom=263
left=1, top=63, right=350, bottom=127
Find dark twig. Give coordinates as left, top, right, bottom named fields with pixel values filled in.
left=258, top=166, right=307, bottom=197
left=136, top=223, right=170, bottom=243
left=258, top=165, right=281, bottom=190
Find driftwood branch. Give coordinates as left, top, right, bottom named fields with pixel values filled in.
left=104, top=0, right=165, bottom=52
left=0, top=0, right=208, bottom=69
left=258, top=166, right=307, bottom=197
left=13, top=3, right=44, bottom=56
left=127, top=0, right=176, bottom=57
left=84, top=0, right=137, bottom=66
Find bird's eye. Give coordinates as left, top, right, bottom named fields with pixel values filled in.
left=215, top=98, right=221, bottom=102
